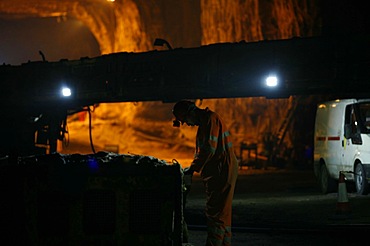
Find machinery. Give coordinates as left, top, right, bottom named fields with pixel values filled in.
left=1, top=34, right=370, bottom=157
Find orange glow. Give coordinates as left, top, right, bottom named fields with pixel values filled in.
left=39, top=1, right=309, bottom=165
left=60, top=97, right=296, bottom=169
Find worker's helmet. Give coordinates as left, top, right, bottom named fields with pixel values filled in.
left=172, top=100, right=195, bottom=127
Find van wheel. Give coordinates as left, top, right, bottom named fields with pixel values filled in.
left=320, top=165, right=336, bottom=194
left=355, top=163, right=369, bottom=195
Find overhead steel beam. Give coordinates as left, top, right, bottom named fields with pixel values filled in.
left=1, top=34, right=370, bottom=114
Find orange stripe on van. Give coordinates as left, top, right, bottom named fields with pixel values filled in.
left=316, top=136, right=326, bottom=141
left=328, top=136, right=340, bottom=141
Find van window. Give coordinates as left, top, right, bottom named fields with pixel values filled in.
left=345, top=105, right=352, bottom=125
left=345, top=105, right=358, bottom=135
left=345, top=104, right=363, bottom=144
left=346, top=103, right=370, bottom=134
left=358, top=103, right=370, bottom=133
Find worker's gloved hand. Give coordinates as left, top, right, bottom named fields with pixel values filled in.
left=183, top=167, right=194, bottom=176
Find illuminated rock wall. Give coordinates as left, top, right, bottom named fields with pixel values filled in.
left=0, top=0, right=321, bottom=162
left=197, top=0, right=320, bottom=164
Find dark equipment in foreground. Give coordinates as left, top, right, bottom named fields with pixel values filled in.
left=0, top=152, right=184, bottom=245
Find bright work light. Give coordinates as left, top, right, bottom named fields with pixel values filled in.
left=61, top=87, right=72, bottom=97
left=266, top=75, right=278, bottom=87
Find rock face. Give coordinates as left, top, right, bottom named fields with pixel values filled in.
left=0, top=1, right=323, bottom=163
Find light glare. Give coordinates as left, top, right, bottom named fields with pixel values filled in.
left=266, top=76, right=278, bottom=87
left=62, top=87, right=71, bottom=97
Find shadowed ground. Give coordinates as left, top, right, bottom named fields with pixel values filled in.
left=184, top=167, right=370, bottom=245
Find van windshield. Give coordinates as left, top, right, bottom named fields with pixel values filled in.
left=357, top=102, right=370, bottom=133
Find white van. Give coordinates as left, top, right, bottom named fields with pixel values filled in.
left=314, top=99, right=370, bottom=195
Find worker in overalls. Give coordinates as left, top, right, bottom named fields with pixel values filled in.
left=172, top=100, right=238, bottom=246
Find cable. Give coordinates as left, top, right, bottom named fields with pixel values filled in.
left=88, top=106, right=96, bottom=154
left=61, top=117, right=69, bottom=148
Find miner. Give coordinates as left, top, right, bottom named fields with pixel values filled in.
left=172, top=100, right=238, bottom=246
